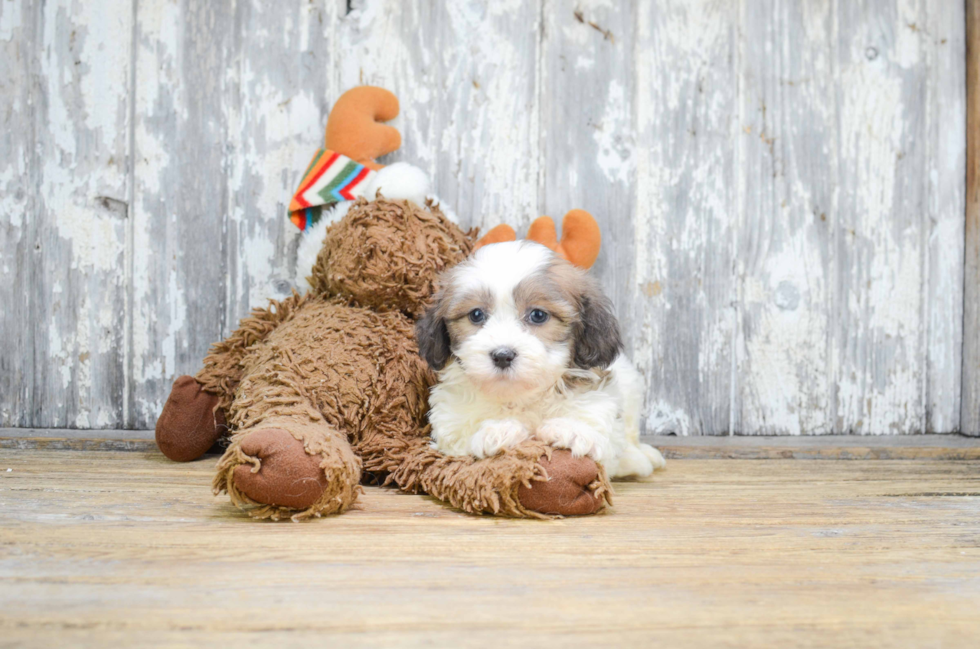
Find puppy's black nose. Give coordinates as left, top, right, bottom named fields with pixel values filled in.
left=490, top=347, right=517, bottom=369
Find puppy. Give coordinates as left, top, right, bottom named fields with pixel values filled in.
left=415, top=240, right=665, bottom=478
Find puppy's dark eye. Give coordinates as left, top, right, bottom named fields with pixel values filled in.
left=528, top=309, right=549, bottom=325
left=468, top=308, right=486, bottom=325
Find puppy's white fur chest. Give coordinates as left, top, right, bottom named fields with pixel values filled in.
left=428, top=364, right=608, bottom=448
left=427, top=356, right=657, bottom=478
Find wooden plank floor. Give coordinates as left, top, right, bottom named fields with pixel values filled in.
left=1, top=450, right=979, bottom=647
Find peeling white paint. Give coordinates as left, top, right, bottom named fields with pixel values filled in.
left=593, top=79, right=633, bottom=184
left=161, top=266, right=186, bottom=379
left=0, top=0, right=23, bottom=42
left=15, top=0, right=134, bottom=428
left=646, top=401, right=696, bottom=437
left=631, top=0, right=737, bottom=435
left=0, top=0, right=967, bottom=434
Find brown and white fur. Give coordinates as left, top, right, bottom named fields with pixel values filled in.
left=416, top=241, right=665, bottom=479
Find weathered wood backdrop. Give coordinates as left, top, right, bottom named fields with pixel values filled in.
left=0, top=0, right=970, bottom=435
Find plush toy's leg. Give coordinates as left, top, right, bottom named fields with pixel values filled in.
left=155, top=376, right=227, bottom=462
left=155, top=293, right=310, bottom=463
left=212, top=348, right=361, bottom=521
left=357, top=432, right=611, bottom=518
left=195, top=292, right=310, bottom=413
left=213, top=417, right=361, bottom=521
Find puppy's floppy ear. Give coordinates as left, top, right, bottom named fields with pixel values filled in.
left=416, top=300, right=451, bottom=370
left=572, top=279, right=622, bottom=370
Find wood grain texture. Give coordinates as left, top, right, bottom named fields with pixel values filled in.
left=736, top=0, right=835, bottom=435
left=129, top=0, right=240, bottom=427
left=0, top=0, right=36, bottom=428
left=0, top=0, right=969, bottom=434
left=631, top=0, right=737, bottom=436
left=650, top=433, right=980, bottom=460
left=836, top=0, right=928, bottom=435
left=222, top=0, right=342, bottom=326
left=964, top=0, right=980, bottom=436
left=926, top=0, right=967, bottom=434
left=736, top=0, right=965, bottom=435
left=334, top=0, right=541, bottom=233
left=0, top=1, right=133, bottom=428
left=1, top=449, right=979, bottom=646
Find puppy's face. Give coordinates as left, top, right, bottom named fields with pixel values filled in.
left=416, top=241, right=622, bottom=400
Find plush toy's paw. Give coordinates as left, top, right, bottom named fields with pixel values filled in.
left=517, top=450, right=606, bottom=516
left=155, top=375, right=226, bottom=462
left=216, top=425, right=362, bottom=520
left=231, top=428, right=332, bottom=510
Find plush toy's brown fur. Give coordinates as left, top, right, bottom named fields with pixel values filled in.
left=157, top=197, right=612, bottom=520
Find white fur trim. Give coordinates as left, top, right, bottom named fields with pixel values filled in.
left=364, top=162, right=431, bottom=206
left=294, top=202, right=352, bottom=293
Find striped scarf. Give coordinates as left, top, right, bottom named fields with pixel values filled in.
left=288, top=149, right=376, bottom=232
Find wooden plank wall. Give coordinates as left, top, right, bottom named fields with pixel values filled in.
left=964, top=0, right=980, bottom=436
left=0, top=0, right=969, bottom=435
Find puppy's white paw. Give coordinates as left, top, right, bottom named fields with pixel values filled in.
left=641, top=443, right=666, bottom=470
left=608, top=442, right=666, bottom=479
left=610, top=445, right=650, bottom=478
left=469, top=419, right=531, bottom=458
left=534, top=418, right=609, bottom=462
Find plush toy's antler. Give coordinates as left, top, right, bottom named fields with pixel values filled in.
left=325, top=86, right=401, bottom=170
left=529, top=210, right=601, bottom=269
left=474, top=210, right=601, bottom=269
left=472, top=224, right=516, bottom=249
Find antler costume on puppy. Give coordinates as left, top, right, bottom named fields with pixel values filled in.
left=154, top=87, right=611, bottom=520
